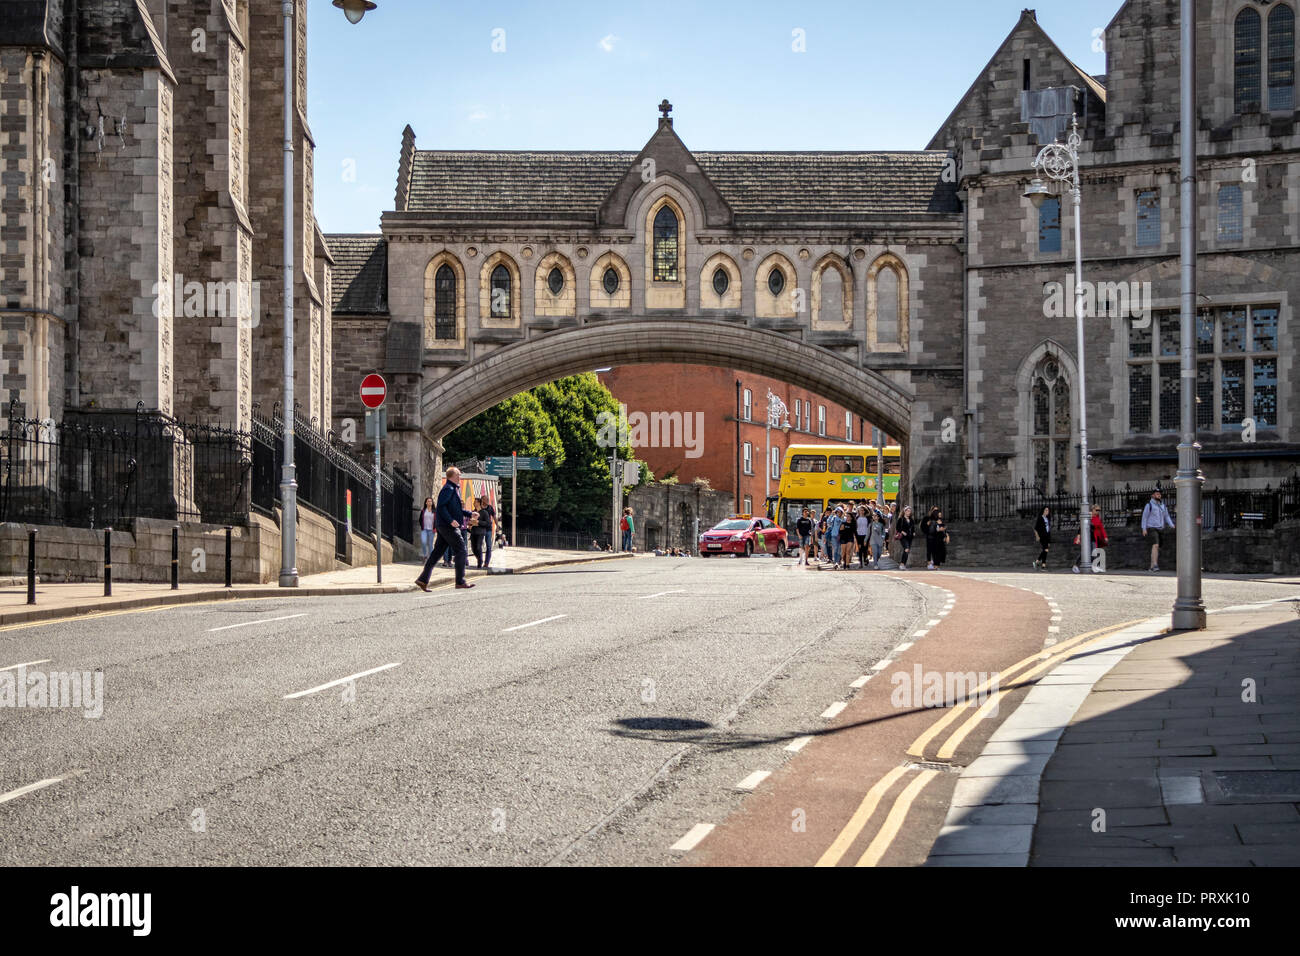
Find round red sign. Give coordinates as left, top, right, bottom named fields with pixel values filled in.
left=360, top=373, right=387, bottom=409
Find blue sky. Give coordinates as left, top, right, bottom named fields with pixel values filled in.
left=308, top=0, right=1124, bottom=233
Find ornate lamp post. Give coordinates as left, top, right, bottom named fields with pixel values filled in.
left=280, top=0, right=378, bottom=587
left=765, top=390, right=790, bottom=501
left=1024, top=115, right=1090, bottom=574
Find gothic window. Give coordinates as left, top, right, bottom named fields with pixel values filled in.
left=653, top=205, right=678, bottom=281
left=602, top=267, right=619, bottom=295
left=490, top=264, right=511, bottom=318
left=1127, top=305, right=1279, bottom=434
left=1135, top=189, right=1160, bottom=248
left=876, top=267, right=899, bottom=342
left=547, top=267, right=565, bottom=296
left=1217, top=184, right=1243, bottom=242
left=1269, top=5, right=1295, bottom=110
left=1029, top=355, right=1071, bottom=495
left=1038, top=196, right=1061, bottom=253
left=767, top=268, right=785, bottom=296
left=1236, top=7, right=1263, bottom=112
left=712, top=267, right=729, bottom=296
left=434, top=264, right=456, bottom=340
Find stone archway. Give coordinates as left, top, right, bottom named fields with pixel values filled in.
left=421, top=319, right=915, bottom=499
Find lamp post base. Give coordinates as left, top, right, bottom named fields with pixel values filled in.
left=1171, top=603, right=1206, bottom=631
left=1172, top=440, right=1205, bottom=631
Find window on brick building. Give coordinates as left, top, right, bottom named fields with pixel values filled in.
left=803, top=402, right=810, bottom=432
left=844, top=410, right=853, bottom=440
left=817, top=405, right=826, bottom=436
left=793, top=399, right=802, bottom=432
left=1217, top=185, right=1243, bottom=242
left=1269, top=5, right=1295, bottom=110
left=1135, top=189, right=1160, bottom=248
left=1236, top=7, right=1263, bottom=112
left=743, top=495, right=753, bottom=514
left=434, top=265, right=457, bottom=339
left=742, top=388, right=752, bottom=421
left=1038, top=196, right=1061, bottom=253
left=771, top=446, right=781, bottom=480
left=1127, top=305, right=1278, bottom=435
left=743, top=442, right=753, bottom=475
left=653, top=206, right=679, bottom=281
left=490, top=264, right=511, bottom=318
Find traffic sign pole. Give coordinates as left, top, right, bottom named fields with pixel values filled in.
left=360, top=374, right=387, bottom=584
left=511, top=451, right=517, bottom=550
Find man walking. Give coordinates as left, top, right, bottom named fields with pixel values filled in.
left=414, top=467, right=477, bottom=591
left=1141, top=488, right=1175, bottom=572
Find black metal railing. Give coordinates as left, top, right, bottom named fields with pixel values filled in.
left=912, top=476, right=1300, bottom=531
left=513, top=529, right=595, bottom=552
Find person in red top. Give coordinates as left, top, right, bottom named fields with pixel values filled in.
left=1073, top=504, right=1110, bottom=573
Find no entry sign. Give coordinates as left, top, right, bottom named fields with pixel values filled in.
left=360, top=373, right=387, bottom=409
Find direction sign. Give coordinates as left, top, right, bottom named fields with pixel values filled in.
left=514, top=457, right=544, bottom=470
left=360, top=373, right=387, bottom=409
left=482, top=459, right=514, bottom=477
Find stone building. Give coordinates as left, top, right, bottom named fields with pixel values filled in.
left=331, top=1, right=1298, bottom=506
left=0, top=0, right=333, bottom=432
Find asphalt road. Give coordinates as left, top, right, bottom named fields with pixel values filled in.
left=0, top=556, right=1292, bottom=866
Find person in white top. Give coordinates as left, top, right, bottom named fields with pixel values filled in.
left=418, top=497, right=435, bottom=558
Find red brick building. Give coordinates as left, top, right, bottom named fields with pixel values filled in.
left=598, top=364, right=886, bottom=514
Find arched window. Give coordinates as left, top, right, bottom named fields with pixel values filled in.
left=652, top=206, right=678, bottom=281
left=1236, top=7, right=1263, bottom=112
left=712, top=267, right=729, bottom=296
left=1030, top=355, right=1072, bottom=494
left=547, top=267, right=564, bottom=295
left=876, top=268, right=899, bottom=343
left=767, top=268, right=785, bottom=296
left=1269, top=5, right=1295, bottom=110
left=489, top=264, right=511, bottom=319
left=602, top=267, right=619, bottom=295
left=434, top=264, right=456, bottom=340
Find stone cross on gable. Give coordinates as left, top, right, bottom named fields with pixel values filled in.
left=658, top=99, right=672, bottom=119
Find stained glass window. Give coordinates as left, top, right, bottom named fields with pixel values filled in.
left=1236, top=7, right=1262, bottom=112
left=1029, top=355, right=1070, bottom=494
left=1253, top=358, right=1277, bottom=426
left=652, top=206, right=678, bottom=281
left=1218, top=185, right=1243, bottom=242
left=602, top=267, right=619, bottom=296
left=1159, top=362, right=1180, bottom=433
left=1129, top=364, right=1152, bottom=434
left=547, top=267, right=564, bottom=296
left=1268, top=5, right=1295, bottom=111
left=1221, top=359, right=1246, bottom=429
left=434, top=264, right=456, bottom=340
left=489, top=264, right=511, bottom=318
left=712, top=267, right=729, bottom=297
left=1136, top=189, right=1160, bottom=247
left=768, top=268, right=786, bottom=297
left=1038, top=196, right=1062, bottom=253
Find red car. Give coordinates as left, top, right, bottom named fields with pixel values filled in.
left=698, top=515, right=788, bottom=557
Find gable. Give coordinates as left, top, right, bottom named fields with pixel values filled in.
left=596, top=119, right=734, bottom=227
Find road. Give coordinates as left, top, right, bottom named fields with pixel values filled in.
left=0, top=556, right=1293, bottom=865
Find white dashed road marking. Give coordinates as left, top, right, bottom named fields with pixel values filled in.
left=208, top=613, right=306, bottom=633
left=637, top=590, right=686, bottom=599
left=821, top=701, right=848, bottom=720
left=671, top=823, right=715, bottom=852
left=502, top=614, right=567, bottom=633
left=785, top=735, right=814, bottom=753
left=735, top=770, right=771, bottom=791
left=850, top=675, right=871, bottom=688
left=1, top=659, right=51, bottom=672
left=284, top=662, right=401, bottom=700
left=0, top=772, right=82, bottom=806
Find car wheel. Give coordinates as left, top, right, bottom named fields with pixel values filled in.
left=776, top=540, right=787, bottom=557
left=743, top=541, right=753, bottom=558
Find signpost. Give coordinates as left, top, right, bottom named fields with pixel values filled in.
left=360, top=373, right=386, bottom=583
left=480, top=455, right=543, bottom=546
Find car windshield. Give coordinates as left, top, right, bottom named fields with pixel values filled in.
left=712, top=520, right=751, bottom=531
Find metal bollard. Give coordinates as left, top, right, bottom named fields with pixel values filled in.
left=224, top=526, right=233, bottom=588
left=103, top=528, right=112, bottom=597
left=171, top=526, right=179, bottom=590
left=26, top=529, right=36, bottom=605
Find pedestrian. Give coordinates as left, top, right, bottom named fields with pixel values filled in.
left=1081, top=503, right=1108, bottom=573
left=752, top=517, right=768, bottom=555
left=922, top=506, right=938, bottom=569
left=470, top=495, right=497, bottom=568
left=620, top=507, right=635, bottom=552
left=796, top=507, right=814, bottom=566
left=825, top=506, right=844, bottom=568
left=855, top=506, right=870, bottom=569
left=838, top=506, right=856, bottom=568
left=1141, top=488, right=1175, bottom=572
left=418, top=496, right=435, bottom=559
left=870, top=503, right=887, bottom=569
left=931, top=509, right=949, bottom=569
left=814, top=510, right=827, bottom=562
left=414, top=467, right=477, bottom=591
left=1033, top=506, right=1052, bottom=570
left=895, top=505, right=915, bottom=570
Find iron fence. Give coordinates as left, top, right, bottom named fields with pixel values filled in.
left=912, top=476, right=1300, bottom=531
left=513, top=529, right=597, bottom=551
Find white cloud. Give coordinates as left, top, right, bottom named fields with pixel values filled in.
left=598, top=34, right=618, bottom=53
left=467, top=108, right=489, bottom=122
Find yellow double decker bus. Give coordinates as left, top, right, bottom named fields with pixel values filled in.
left=765, top=443, right=902, bottom=532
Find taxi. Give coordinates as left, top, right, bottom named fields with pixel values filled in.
left=698, top=514, right=788, bottom=557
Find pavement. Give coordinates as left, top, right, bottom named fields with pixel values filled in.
left=0, top=546, right=631, bottom=628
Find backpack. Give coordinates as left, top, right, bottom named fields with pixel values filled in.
left=619, top=516, right=629, bottom=531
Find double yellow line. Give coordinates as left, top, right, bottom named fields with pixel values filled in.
left=815, top=617, right=1147, bottom=867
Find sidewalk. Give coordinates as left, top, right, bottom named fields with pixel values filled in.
left=0, top=547, right=630, bottom=628
left=927, top=598, right=1300, bottom=866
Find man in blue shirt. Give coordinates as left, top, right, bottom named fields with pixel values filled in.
left=1141, top=488, right=1175, bottom=572
left=415, top=467, right=477, bottom=590
left=825, top=506, right=844, bottom=569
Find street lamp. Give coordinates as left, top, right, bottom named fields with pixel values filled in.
left=280, top=0, right=378, bottom=587
left=1024, top=114, right=1091, bottom=574
left=765, top=389, right=790, bottom=501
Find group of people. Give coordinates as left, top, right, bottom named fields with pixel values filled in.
left=1033, top=488, right=1175, bottom=573
left=414, top=467, right=501, bottom=591
left=791, top=501, right=950, bottom=571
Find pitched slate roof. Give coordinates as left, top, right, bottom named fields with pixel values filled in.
left=325, top=234, right=388, bottom=314
left=404, top=149, right=959, bottom=223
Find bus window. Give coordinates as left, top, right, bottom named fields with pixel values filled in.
left=883, top=458, right=901, bottom=475
left=789, top=455, right=827, bottom=473
left=827, top=455, right=865, bottom=473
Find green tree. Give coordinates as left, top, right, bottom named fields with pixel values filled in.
left=441, top=390, right=564, bottom=524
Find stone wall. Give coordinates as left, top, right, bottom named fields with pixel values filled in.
left=627, top=482, right=734, bottom=553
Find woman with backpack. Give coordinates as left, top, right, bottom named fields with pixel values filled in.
left=1072, top=504, right=1110, bottom=573
left=620, top=507, right=635, bottom=552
